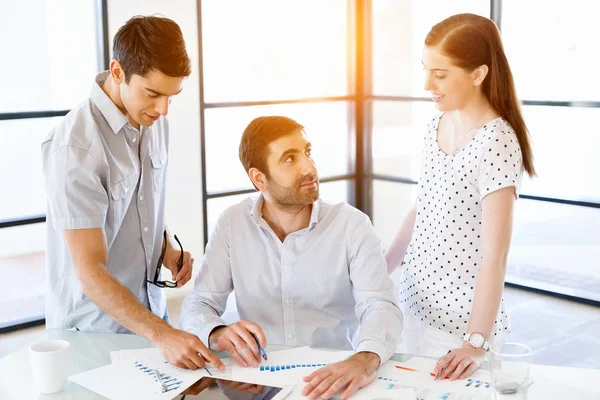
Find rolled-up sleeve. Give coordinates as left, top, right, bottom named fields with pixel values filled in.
left=180, top=209, right=234, bottom=346
left=347, top=213, right=404, bottom=363
left=42, top=144, right=108, bottom=230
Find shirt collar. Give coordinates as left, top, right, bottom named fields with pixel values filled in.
left=249, top=193, right=321, bottom=229
left=91, top=71, right=129, bottom=134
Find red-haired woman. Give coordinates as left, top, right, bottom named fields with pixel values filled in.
left=386, top=13, right=536, bottom=380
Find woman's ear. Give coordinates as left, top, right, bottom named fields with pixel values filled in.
left=472, top=64, right=489, bottom=87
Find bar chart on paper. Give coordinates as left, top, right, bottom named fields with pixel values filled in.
left=377, top=357, right=493, bottom=396
left=259, top=363, right=328, bottom=371
left=231, top=347, right=354, bottom=387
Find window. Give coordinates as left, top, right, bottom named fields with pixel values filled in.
left=369, top=0, right=600, bottom=303
left=372, top=0, right=490, bottom=97
left=0, top=0, right=100, bottom=113
left=0, top=0, right=106, bottom=330
left=199, top=0, right=354, bottom=243
left=520, top=106, right=600, bottom=203
left=205, top=102, right=352, bottom=194
left=201, top=0, right=348, bottom=102
left=501, top=0, right=598, bottom=102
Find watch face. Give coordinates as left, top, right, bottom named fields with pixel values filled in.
left=470, top=333, right=485, bottom=347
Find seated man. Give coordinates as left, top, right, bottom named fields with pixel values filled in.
left=180, top=116, right=403, bottom=400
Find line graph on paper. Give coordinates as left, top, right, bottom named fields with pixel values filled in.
left=134, top=361, right=183, bottom=394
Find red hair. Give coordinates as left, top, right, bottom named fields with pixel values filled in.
left=426, top=13, right=535, bottom=176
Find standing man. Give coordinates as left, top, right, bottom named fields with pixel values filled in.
left=42, top=15, right=222, bottom=371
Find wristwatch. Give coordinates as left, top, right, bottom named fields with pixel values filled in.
left=463, top=332, right=490, bottom=351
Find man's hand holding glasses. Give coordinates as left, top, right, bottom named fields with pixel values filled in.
left=148, top=230, right=194, bottom=288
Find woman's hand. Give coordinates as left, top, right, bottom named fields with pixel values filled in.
left=433, top=344, right=485, bottom=381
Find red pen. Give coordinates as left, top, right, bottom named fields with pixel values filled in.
left=434, top=350, right=452, bottom=380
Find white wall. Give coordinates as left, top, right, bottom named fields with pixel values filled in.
left=107, top=0, right=204, bottom=297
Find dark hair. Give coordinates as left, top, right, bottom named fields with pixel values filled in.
left=239, top=116, right=305, bottom=178
left=113, top=15, right=191, bottom=83
left=425, top=13, right=535, bottom=176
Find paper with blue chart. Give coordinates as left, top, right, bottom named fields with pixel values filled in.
left=233, top=348, right=491, bottom=399
left=231, top=346, right=354, bottom=387
left=371, top=357, right=491, bottom=400
left=69, top=347, right=233, bottom=399
left=109, top=347, right=235, bottom=379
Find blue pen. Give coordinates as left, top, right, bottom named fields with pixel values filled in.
left=252, top=334, right=268, bottom=361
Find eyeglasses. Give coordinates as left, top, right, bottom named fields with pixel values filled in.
left=148, top=230, right=183, bottom=288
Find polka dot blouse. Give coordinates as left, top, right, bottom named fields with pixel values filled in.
left=398, top=113, right=524, bottom=339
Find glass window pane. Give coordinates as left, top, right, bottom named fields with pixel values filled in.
left=372, top=0, right=490, bottom=96
left=0, top=117, right=64, bottom=220
left=520, top=106, right=600, bottom=203
left=372, top=180, right=418, bottom=249
left=207, top=180, right=350, bottom=238
left=0, top=0, right=99, bottom=113
left=319, top=180, right=351, bottom=205
left=201, top=0, right=348, bottom=102
left=508, top=199, right=600, bottom=302
left=372, top=100, right=436, bottom=179
left=502, top=0, right=598, bottom=101
left=205, top=102, right=351, bottom=193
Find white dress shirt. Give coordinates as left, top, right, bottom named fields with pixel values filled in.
left=180, top=194, right=403, bottom=363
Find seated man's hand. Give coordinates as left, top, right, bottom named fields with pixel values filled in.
left=181, top=377, right=217, bottom=395
left=154, top=326, right=224, bottom=371
left=208, top=320, right=266, bottom=368
left=218, top=379, right=265, bottom=395
left=301, top=351, right=381, bottom=400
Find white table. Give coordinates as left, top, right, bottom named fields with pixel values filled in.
left=0, top=330, right=598, bottom=399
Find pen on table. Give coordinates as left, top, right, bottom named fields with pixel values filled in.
left=153, top=369, right=167, bottom=393
left=434, top=350, right=452, bottom=381
left=252, top=334, right=268, bottom=361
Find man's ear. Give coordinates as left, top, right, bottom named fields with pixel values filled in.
left=472, top=64, right=489, bottom=87
left=249, top=167, right=267, bottom=191
left=109, top=60, right=126, bottom=84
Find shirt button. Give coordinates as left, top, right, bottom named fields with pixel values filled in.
left=287, top=333, right=294, bottom=339
left=132, top=137, right=137, bottom=143
left=139, top=195, right=144, bottom=201
left=144, top=227, right=148, bottom=232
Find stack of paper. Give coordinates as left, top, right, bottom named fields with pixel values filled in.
left=230, top=351, right=491, bottom=399
left=69, top=346, right=492, bottom=399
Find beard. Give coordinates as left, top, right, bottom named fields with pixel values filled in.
left=267, top=173, right=319, bottom=211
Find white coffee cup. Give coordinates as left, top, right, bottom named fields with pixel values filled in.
left=29, top=340, right=70, bottom=394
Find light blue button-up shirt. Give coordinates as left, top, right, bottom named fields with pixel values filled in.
left=41, top=71, right=169, bottom=332
left=180, top=194, right=403, bottom=363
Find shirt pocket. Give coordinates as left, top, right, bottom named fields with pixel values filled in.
left=109, top=173, right=137, bottom=226
left=150, top=148, right=167, bottom=193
